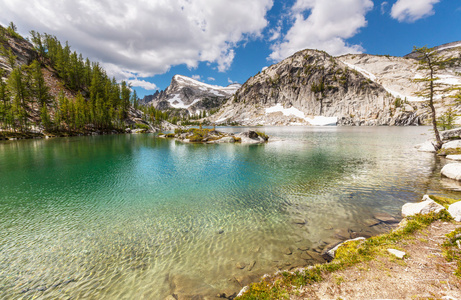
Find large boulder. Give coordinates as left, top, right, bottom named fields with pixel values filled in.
left=321, top=237, right=366, bottom=261
left=441, top=163, right=461, bottom=181
left=442, top=140, right=461, bottom=150
left=448, top=201, right=461, bottom=222
left=446, top=155, right=461, bottom=161
left=401, top=195, right=445, bottom=217
left=235, top=131, right=268, bottom=144
left=441, top=128, right=461, bottom=141
left=414, top=141, right=436, bottom=153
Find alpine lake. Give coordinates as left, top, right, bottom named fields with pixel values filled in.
left=0, top=126, right=458, bottom=299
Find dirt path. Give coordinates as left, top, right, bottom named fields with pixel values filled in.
left=295, top=221, right=461, bottom=300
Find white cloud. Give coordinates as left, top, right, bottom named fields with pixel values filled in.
left=381, top=2, right=389, bottom=14
left=269, top=0, right=373, bottom=61
left=268, top=26, right=282, bottom=41
left=207, top=77, right=216, bottom=81
left=390, top=0, right=440, bottom=22
left=192, top=75, right=202, bottom=81
left=0, top=0, right=273, bottom=79
left=129, top=79, right=158, bottom=90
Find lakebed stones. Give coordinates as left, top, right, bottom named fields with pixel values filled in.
left=401, top=195, right=445, bottom=217
left=442, top=163, right=461, bottom=181
left=373, top=212, right=399, bottom=224
left=448, top=201, right=461, bottom=222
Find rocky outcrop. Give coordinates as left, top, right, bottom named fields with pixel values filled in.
left=441, top=128, right=461, bottom=141
left=209, top=49, right=421, bottom=126
left=339, top=44, right=461, bottom=126
left=0, top=31, right=38, bottom=79
left=448, top=201, right=461, bottom=222
left=401, top=195, right=445, bottom=217
left=160, top=129, right=268, bottom=144
left=441, top=163, right=461, bottom=181
left=442, top=140, right=461, bottom=150
left=142, top=75, right=240, bottom=117
left=321, top=237, right=366, bottom=261
left=415, top=141, right=437, bottom=153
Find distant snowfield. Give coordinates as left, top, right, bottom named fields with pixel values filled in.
left=265, top=104, right=337, bottom=126
left=174, top=75, right=240, bottom=95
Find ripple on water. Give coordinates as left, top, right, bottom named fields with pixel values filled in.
left=0, top=127, right=447, bottom=299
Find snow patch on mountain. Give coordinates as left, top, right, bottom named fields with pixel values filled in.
left=173, top=75, right=239, bottom=95
left=265, top=104, right=337, bottom=126
left=436, top=42, right=461, bottom=52
left=343, top=62, right=377, bottom=81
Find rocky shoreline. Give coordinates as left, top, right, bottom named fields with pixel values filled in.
left=231, top=129, right=461, bottom=299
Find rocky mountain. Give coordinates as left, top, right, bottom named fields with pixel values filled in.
left=208, top=43, right=461, bottom=126
left=209, top=49, right=416, bottom=126
left=338, top=42, right=461, bottom=124
left=142, top=75, right=240, bottom=117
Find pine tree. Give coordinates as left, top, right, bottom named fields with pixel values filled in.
left=7, top=67, right=29, bottom=131
left=8, top=22, right=17, bottom=33
left=413, top=46, right=453, bottom=150
left=29, top=60, right=50, bottom=106
left=40, top=103, right=51, bottom=131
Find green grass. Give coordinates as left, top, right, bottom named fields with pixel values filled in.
left=237, top=210, right=453, bottom=299
left=437, top=147, right=461, bottom=156
left=429, top=195, right=460, bottom=209
left=442, top=227, right=461, bottom=278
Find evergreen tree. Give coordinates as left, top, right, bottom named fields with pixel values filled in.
left=40, top=103, right=52, bottom=131
left=29, top=60, right=50, bottom=106
left=7, top=67, right=29, bottom=131
left=413, top=46, right=453, bottom=150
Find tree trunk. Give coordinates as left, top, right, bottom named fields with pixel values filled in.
left=429, top=63, right=443, bottom=150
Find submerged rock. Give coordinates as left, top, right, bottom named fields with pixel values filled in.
left=442, top=163, right=461, bottom=181
left=401, top=195, right=445, bottom=217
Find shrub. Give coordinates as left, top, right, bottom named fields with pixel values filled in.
left=136, top=123, right=149, bottom=130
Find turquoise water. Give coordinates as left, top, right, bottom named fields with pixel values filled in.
left=0, top=127, right=446, bottom=299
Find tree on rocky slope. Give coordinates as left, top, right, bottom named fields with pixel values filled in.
left=413, top=46, right=452, bottom=150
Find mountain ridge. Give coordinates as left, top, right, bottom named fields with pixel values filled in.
left=141, top=75, right=241, bottom=118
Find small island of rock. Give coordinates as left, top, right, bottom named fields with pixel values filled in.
left=159, top=128, right=269, bottom=144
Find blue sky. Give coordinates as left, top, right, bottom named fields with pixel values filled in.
left=1, top=0, right=460, bottom=98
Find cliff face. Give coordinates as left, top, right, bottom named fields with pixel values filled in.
left=338, top=43, right=461, bottom=125
left=209, top=49, right=420, bottom=126
left=143, top=75, right=240, bottom=116
left=0, top=32, right=38, bottom=78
